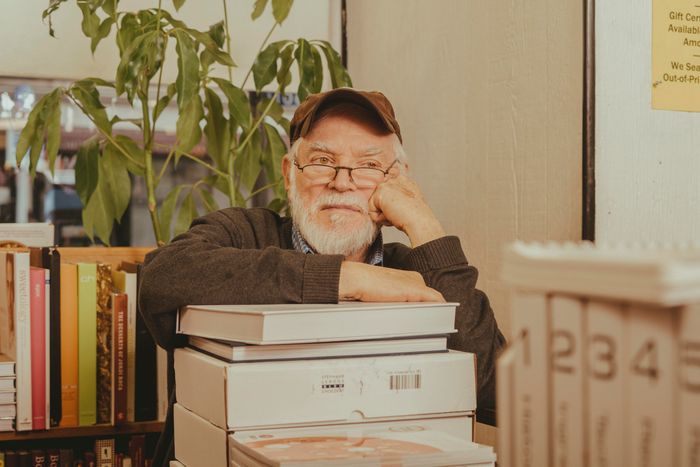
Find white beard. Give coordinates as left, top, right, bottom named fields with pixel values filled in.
left=288, top=172, right=379, bottom=257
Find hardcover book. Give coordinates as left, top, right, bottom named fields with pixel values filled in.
left=187, top=335, right=448, bottom=362
left=59, top=262, right=78, bottom=427
left=112, top=293, right=128, bottom=425
left=96, top=263, right=113, bottom=424
left=77, top=262, right=97, bottom=426
left=29, top=267, right=47, bottom=430
left=112, top=269, right=137, bottom=422
left=177, top=302, right=458, bottom=344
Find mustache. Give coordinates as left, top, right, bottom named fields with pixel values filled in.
left=311, top=193, right=369, bottom=214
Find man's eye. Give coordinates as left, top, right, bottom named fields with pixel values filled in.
left=313, top=156, right=332, bottom=165
left=361, top=161, right=382, bottom=169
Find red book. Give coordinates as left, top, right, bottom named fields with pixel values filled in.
left=112, top=293, right=128, bottom=425
left=30, top=267, right=47, bottom=430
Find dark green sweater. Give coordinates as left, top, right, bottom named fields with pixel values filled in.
left=139, top=207, right=505, bottom=466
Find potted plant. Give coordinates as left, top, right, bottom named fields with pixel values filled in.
left=16, top=0, right=352, bottom=245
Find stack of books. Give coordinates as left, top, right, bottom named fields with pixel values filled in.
left=0, top=354, right=15, bottom=431
left=172, top=302, right=497, bottom=466
left=498, top=241, right=700, bottom=467
left=0, top=223, right=165, bottom=432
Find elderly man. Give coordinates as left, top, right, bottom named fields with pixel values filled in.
left=139, top=88, right=505, bottom=466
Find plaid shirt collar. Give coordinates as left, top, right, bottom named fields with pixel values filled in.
left=291, top=223, right=384, bottom=266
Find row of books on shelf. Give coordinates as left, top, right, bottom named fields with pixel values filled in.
left=498, top=241, right=700, bottom=467
left=0, top=433, right=150, bottom=467
left=0, top=240, right=167, bottom=432
left=172, top=302, right=498, bottom=466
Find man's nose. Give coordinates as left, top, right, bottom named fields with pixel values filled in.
left=329, top=167, right=356, bottom=191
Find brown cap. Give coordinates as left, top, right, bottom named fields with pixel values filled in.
left=289, top=88, right=402, bottom=145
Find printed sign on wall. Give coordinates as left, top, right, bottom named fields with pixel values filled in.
left=653, top=0, right=700, bottom=111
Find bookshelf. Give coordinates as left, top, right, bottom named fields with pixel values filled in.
left=0, top=421, right=164, bottom=443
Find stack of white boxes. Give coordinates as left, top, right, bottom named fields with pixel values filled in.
left=170, top=310, right=493, bottom=466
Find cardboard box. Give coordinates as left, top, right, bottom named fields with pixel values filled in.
left=174, top=403, right=475, bottom=467
left=175, top=348, right=476, bottom=431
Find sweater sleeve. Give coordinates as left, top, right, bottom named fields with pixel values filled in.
left=399, top=236, right=506, bottom=413
left=138, top=209, right=343, bottom=351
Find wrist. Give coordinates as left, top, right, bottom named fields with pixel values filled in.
left=406, top=218, right=446, bottom=247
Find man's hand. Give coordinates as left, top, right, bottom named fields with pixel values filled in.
left=368, top=171, right=446, bottom=247
left=339, top=261, right=445, bottom=302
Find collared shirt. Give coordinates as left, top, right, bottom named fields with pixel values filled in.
left=291, top=223, right=384, bottom=266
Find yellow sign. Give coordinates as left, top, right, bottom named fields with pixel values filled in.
left=652, top=0, right=700, bottom=111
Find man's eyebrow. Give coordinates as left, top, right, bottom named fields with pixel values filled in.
left=306, top=142, right=335, bottom=153
left=361, top=147, right=384, bottom=157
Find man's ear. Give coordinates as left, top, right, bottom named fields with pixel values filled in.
left=282, top=155, right=291, bottom=191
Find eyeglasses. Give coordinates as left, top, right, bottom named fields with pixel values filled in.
left=293, top=159, right=399, bottom=188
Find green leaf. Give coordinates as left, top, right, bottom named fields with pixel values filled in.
left=197, top=187, right=220, bottom=213
left=116, top=13, right=138, bottom=55
left=174, top=191, right=197, bottom=237
left=90, top=17, right=114, bottom=54
left=75, top=137, right=100, bottom=206
left=310, top=45, right=323, bottom=93
left=317, top=41, right=352, bottom=88
left=267, top=197, right=287, bottom=213
left=256, top=97, right=284, bottom=123
left=294, top=39, right=315, bottom=101
left=203, top=87, right=230, bottom=170
left=276, top=44, right=294, bottom=94
left=271, top=0, right=293, bottom=24
left=82, top=179, right=114, bottom=245
left=113, top=135, right=146, bottom=176
left=253, top=42, right=280, bottom=92
left=251, top=0, right=268, bottom=19
left=263, top=122, right=287, bottom=196
left=236, top=129, right=262, bottom=192
left=78, top=2, right=100, bottom=39
left=208, top=20, right=226, bottom=48
left=174, top=29, right=200, bottom=110
left=15, top=93, right=48, bottom=168
left=175, top=93, right=204, bottom=153
left=71, top=80, right=111, bottom=133
left=212, top=78, right=251, bottom=130
left=173, top=0, right=186, bottom=11
left=158, top=185, right=185, bottom=243
left=45, top=92, right=63, bottom=174
left=154, top=82, right=177, bottom=122
left=101, top=0, right=115, bottom=16
left=115, top=30, right=158, bottom=101
left=42, top=0, right=68, bottom=37
left=100, top=142, right=131, bottom=222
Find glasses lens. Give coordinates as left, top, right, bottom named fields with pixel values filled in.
left=303, top=164, right=337, bottom=183
left=352, top=168, right=385, bottom=187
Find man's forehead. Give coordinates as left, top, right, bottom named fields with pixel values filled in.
left=303, top=140, right=389, bottom=157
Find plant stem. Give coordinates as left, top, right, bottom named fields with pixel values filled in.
left=236, top=88, right=279, bottom=154
left=240, top=22, right=278, bottom=89
left=67, top=93, right=145, bottom=169
left=156, top=146, right=176, bottom=185
left=222, top=0, right=233, bottom=82
left=245, top=181, right=278, bottom=201
left=140, top=94, right=164, bottom=245
left=154, top=144, right=229, bottom=178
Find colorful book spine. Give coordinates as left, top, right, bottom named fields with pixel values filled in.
left=96, top=263, right=113, bottom=425
left=112, top=269, right=137, bottom=422
left=59, top=263, right=78, bottom=427
left=95, top=438, right=115, bottom=467
left=77, top=262, right=97, bottom=426
left=43, top=268, right=51, bottom=430
left=112, top=292, right=127, bottom=425
left=12, top=252, right=32, bottom=431
left=29, top=267, right=46, bottom=430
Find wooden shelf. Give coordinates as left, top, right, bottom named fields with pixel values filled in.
left=0, top=421, right=163, bottom=442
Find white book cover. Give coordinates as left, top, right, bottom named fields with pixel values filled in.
left=230, top=419, right=496, bottom=467
left=624, top=303, right=677, bottom=467
left=175, top=348, right=476, bottom=431
left=510, top=291, right=549, bottom=467
left=679, top=304, right=700, bottom=467
left=12, top=252, right=32, bottom=431
left=187, top=335, right=447, bottom=362
left=0, top=223, right=54, bottom=248
left=496, top=338, right=517, bottom=467
left=157, top=346, right=167, bottom=422
left=0, top=354, right=14, bottom=377
left=550, top=295, right=586, bottom=467
left=177, top=302, right=458, bottom=344
left=586, top=300, right=626, bottom=467
left=502, top=241, right=700, bottom=306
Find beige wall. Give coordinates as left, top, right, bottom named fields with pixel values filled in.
left=347, top=0, right=583, bottom=446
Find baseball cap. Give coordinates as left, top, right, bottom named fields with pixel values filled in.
left=289, top=88, right=402, bottom=145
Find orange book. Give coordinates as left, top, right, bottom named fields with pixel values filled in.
left=59, top=263, right=78, bottom=427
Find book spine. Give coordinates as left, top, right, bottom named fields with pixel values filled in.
left=134, top=263, right=157, bottom=422
left=46, top=248, right=61, bottom=428
left=586, top=300, right=626, bottom=467
left=511, top=291, right=549, bottom=467
left=128, top=434, right=145, bottom=467
left=550, top=295, right=586, bottom=467
left=625, top=303, right=677, bottom=467
left=59, top=263, right=78, bottom=428
left=94, top=438, right=114, bottom=467
left=112, top=293, right=127, bottom=425
left=77, top=263, right=97, bottom=426
left=31, top=450, right=46, bottom=467
left=679, top=304, right=700, bottom=467
left=157, top=347, right=167, bottom=422
left=125, top=273, right=136, bottom=423
left=29, top=267, right=46, bottom=431
left=13, top=252, right=32, bottom=431
left=44, top=268, right=51, bottom=430
left=46, top=449, right=59, bottom=467
left=96, top=263, right=113, bottom=425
